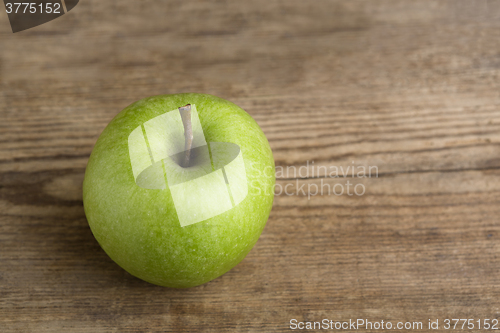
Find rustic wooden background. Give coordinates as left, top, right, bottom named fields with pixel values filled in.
left=1, top=1, right=500, bottom=332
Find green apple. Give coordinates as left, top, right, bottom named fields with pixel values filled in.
left=83, top=93, right=275, bottom=288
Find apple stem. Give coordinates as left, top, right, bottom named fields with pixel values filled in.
left=179, top=104, right=193, bottom=167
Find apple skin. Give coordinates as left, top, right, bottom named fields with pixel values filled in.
left=83, top=93, right=275, bottom=288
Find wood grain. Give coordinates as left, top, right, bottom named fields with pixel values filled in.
left=1, top=0, right=500, bottom=332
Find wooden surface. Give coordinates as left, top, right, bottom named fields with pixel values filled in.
left=2, top=1, right=500, bottom=332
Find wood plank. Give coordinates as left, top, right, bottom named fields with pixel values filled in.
left=1, top=0, right=500, bottom=332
